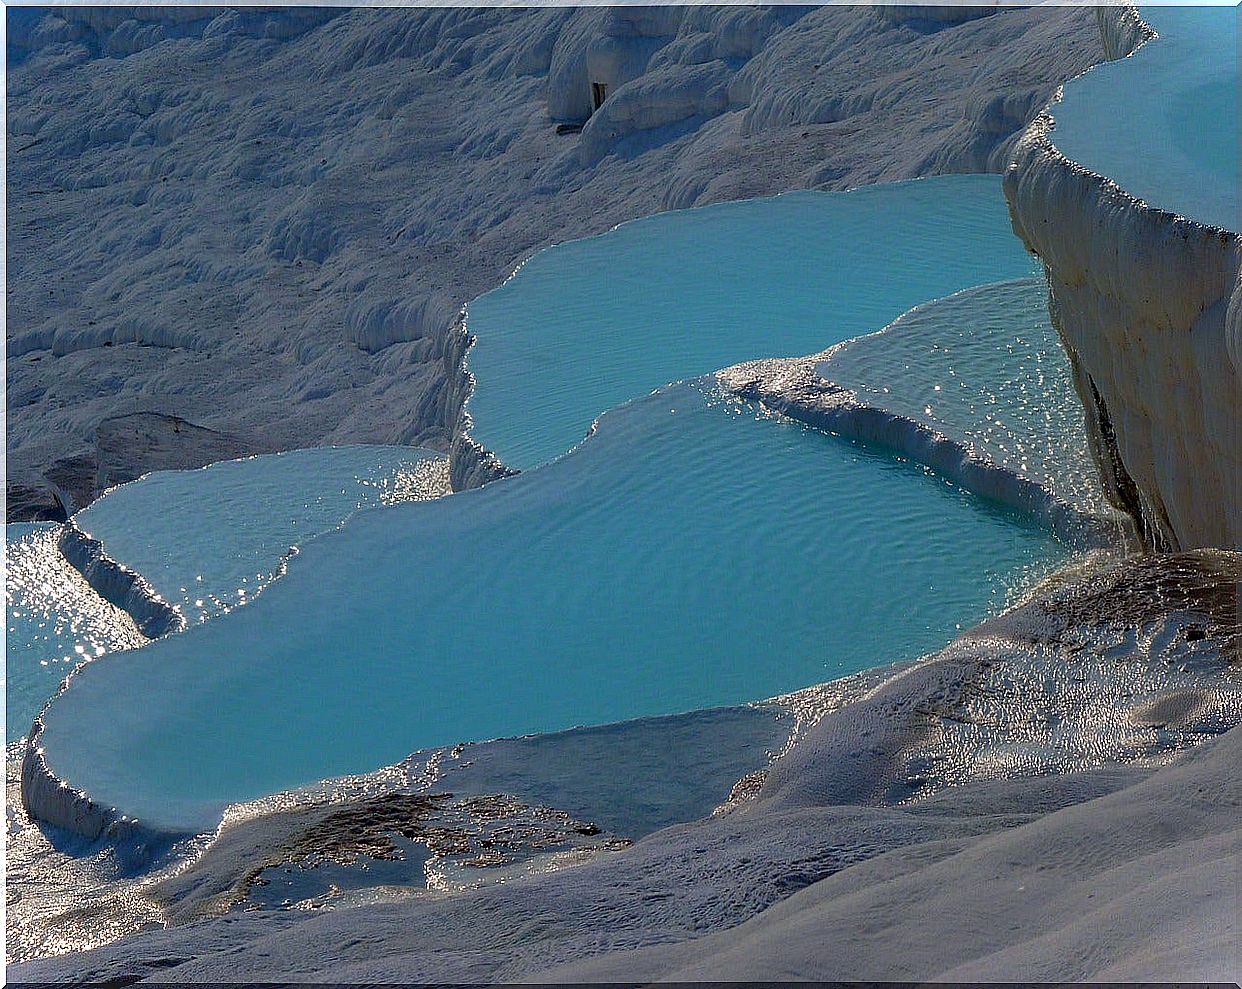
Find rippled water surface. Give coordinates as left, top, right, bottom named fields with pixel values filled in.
left=40, top=380, right=1067, bottom=830
left=1052, top=6, right=1238, bottom=228
left=819, top=279, right=1108, bottom=516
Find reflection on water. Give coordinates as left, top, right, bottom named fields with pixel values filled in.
left=75, top=447, right=450, bottom=625
left=5, top=523, right=145, bottom=741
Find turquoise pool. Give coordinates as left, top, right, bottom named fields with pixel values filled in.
left=74, top=446, right=449, bottom=625
left=39, top=379, right=1065, bottom=830
left=816, top=278, right=1110, bottom=518
left=6, top=449, right=448, bottom=742
left=466, top=175, right=1039, bottom=468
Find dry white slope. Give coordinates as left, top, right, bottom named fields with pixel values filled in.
left=6, top=3, right=1102, bottom=517
left=543, top=727, right=1241, bottom=983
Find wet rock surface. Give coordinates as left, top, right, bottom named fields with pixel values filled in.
left=159, top=791, right=631, bottom=922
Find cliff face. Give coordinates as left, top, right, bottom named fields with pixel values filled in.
left=1004, top=8, right=1242, bottom=551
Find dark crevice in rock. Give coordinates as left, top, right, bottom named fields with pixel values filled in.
left=5, top=482, right=68, bottom=522
left=1084, top=372, right=1175, bottom=553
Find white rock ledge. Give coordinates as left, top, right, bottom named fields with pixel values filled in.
left=718, top=356, right=1123, bottom=550
left=20, top=721, right=112, bottom=841
left=20, top=724, right=170, bottom=866
left=444, top=319, right=518, bottom=492
left=55, top=521, right=186, bottom=639
left=1004, top=6, right=1242, bottom=551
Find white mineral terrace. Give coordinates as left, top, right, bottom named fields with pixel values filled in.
left=1005, top=5, right=1241, bottom=552
left=6, top=4, right=1242, bottom=983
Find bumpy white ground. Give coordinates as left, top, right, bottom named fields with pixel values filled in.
left=6, top=4, right=1103, bottom=515
left=11, top=549, right=1241, bottom=983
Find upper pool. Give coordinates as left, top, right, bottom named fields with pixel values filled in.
left=466, top=175, right=1038, bottom=468
left=1051, top=6, right=1238, bottom=230
left=33, top=175, right=1071, bottom=833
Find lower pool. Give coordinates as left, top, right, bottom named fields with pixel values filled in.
left=38, top=378, right=1066, bottom=831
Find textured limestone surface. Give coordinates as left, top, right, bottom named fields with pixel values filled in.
left=6, top=4, right=1103, bottom=516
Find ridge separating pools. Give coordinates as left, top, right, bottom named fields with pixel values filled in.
left=718, top=278, right=1126, bottom=546
left=29, top=174, right=1082, bottom=835
left=72, top=445, right=451, bottom=625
